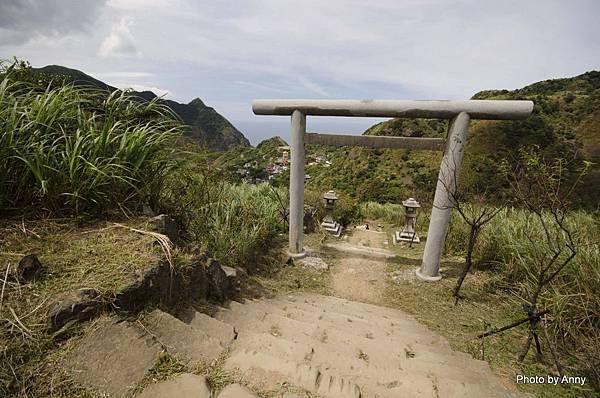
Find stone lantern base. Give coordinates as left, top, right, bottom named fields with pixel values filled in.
left=321, top=220, right=342, bottom=237
left=393, top=230, right=420, bottom=244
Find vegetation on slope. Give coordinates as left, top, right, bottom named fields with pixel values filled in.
left=33, top=63, right=251, bottom=151
left=300, top=71, right=600, bottom=209
left=0, top=61, right=181, bottom=215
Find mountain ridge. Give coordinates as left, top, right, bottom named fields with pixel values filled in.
left=33, top=65, right=251, bottom=151
left=294, top=71, right=600, bottom=207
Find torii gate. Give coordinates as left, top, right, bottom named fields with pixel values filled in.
left=253, top=99, right=533, bottom=281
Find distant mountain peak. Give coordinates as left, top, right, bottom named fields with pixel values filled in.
left=33, top=65, right=250, bottom=151
left=189, top=97, right=206, bottom=107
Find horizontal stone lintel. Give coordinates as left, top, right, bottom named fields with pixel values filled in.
left=305, top=132, right=446, bottom=151
left=253, top=99, right=533, bottom=120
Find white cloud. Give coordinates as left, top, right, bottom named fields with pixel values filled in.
left=298, top=78, right=329, bottom=97
left=122, top=84, right=171, bottom=97
left=94, top=71, right=154, bottom=79
left=107, top=0, right=177, bottom=10
left=98, top=18, right=139, bottom=58
left=0, top=0, right=105, bottom=45
left=1, top=0, right=598, bottom=143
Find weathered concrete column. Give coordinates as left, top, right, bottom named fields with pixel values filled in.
left=418, top=112, right=471, bottom=281
left=289, top=110, right=307, bottom=257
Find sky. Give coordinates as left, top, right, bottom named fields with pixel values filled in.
left=1, top=0, right=598, bottom=145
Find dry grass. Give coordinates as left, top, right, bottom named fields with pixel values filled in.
left=383, top=240, right=596, bottom=398
left=0, top=217, right=169, bottom=397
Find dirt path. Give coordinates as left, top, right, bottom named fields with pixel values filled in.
left=330, top=228, right=391, bottom=304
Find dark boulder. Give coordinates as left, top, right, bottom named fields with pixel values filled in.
left=206, top=259, right=230, bottom=302
left=150, top=214, right=180, bottom=245
left=47, top=288, right=103, bottom=332
left=17, top=254, right=43, bottom=282
left=303, top=206, right=317, bottom=233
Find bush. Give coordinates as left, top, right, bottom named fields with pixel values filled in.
left=158, top=160, right=283, bottom=271
left=0, top=62, right=181, bottom=215
left=333, top=192, right=362, bottom=227
left=446, top=207, right=600, bottom=383
left=359, top=201, right=405, bottom=225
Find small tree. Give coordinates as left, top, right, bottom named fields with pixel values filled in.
left=437, top=154, right=505, bottom=304
left=450, top=195, right=504, bottom=304
left=480, top=146, right=588, bottom=376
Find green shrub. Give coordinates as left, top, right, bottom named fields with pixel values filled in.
left=359, top=201, right=404, bottom=225
left=446, top=207, right=600, bottom=382
left=0, top=62, right=180, bottom=215
left=333, top=192, right=362, bottom=227
left=158, top=161, right=283, bottom=271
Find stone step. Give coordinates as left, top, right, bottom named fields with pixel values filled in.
left=144, top=310, right=225, bottom=365
left=65, top=317, right=161, bottom=397
left=225, top=345, right=508, bottom=398
left=226, top=298, right=422, bottom=336
left=229, top=330, right=492, bottom=387
left=217, top=383, right=259, bottom=398
left=219, top=293, right=525, bottom=398
left=186, top=310, right=236, bottom=347
left=218, top=306, right=488, bottom=376
left=324, top=242, right=396, bottom=259
left=225, top=348, right=364, bottom=398
left=219, top=299, right=454, bottom=354
left=138, top=373, right=211, bottom=398
left=282, top=291, right=420, bottom=320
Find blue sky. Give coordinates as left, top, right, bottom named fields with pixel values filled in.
left=1, top=0, right=598, bottom=144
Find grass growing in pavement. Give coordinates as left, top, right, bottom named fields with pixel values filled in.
left=251, top=264, right=332, bottom=297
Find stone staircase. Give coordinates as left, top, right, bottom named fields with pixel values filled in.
left=217, top=292, right=523, bottom=398
left=66, top=292, right=524, bottom=397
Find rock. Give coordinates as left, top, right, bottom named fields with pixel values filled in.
left=142, top=204, right=157, bottom=217
left=222, top=265, right=241, bottom=296
left=206, top=258, right=231, bottom=302
left=297, top=255, right=329, bottom=270
left=16, top=254, right=43, bottom=282
left=218, top=383, right=258, bottom=398
left=47, top=288, right=103, bottom=332
left=150, top=214, right=179, bottom=245
left=113, top=258, right=173, bottom=312
left=139, top=373, right=211, bottom=398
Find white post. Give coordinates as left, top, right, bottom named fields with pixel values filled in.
left=418, top=112, right=471, bottom=281
left=289, top=110, right=307, bottom=257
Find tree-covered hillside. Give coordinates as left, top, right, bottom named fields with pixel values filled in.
left=303, top=71, right=600, bottom=208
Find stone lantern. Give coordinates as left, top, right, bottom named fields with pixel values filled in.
left=321, top=190, right=342, bottom=237
left=394, top=197, right=421, bottom=244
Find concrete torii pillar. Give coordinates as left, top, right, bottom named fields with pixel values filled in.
left=252, top=99, right=533, bottom=276
left=418, top=112, right=470, bottom=281
left=289, top=110, right=307, bottom=257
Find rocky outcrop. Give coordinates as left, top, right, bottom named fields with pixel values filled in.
left=150, top=214, right=179, bottom=245
left=47, top=288, right=103, bottom=333
left=48, top=252, right=240, bottom=333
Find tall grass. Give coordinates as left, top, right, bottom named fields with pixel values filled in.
left=0, top=67, right=181, bottom=215
left=446, top=207, right=600, bottom=382
left=359, top=201, right=405, bottom=225
left=159, top=162, right=285, bottom=271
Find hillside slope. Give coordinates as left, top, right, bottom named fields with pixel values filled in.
left=34, top=65, right=250, bottom=151
left=306, top=71, right=600, bottom=207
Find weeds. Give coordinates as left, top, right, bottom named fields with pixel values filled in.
left=0, top=61, right=181, bottom=215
